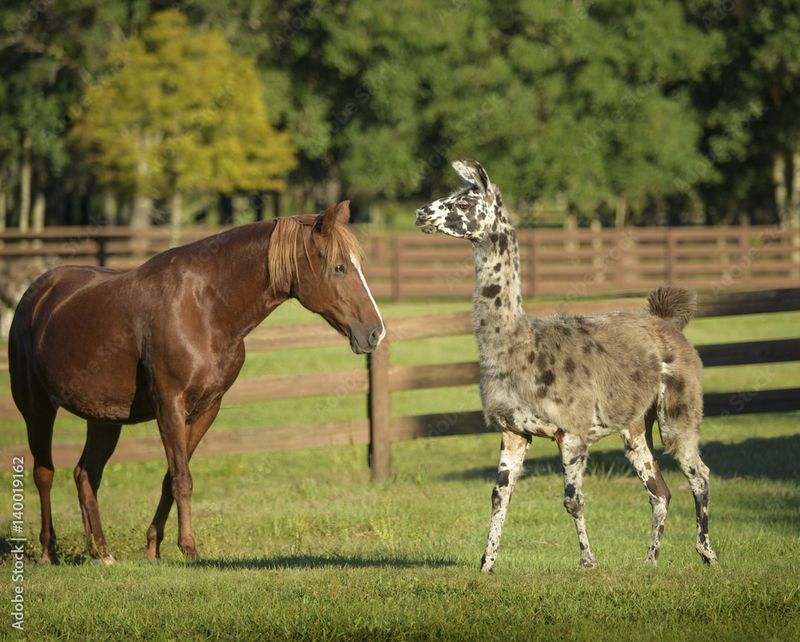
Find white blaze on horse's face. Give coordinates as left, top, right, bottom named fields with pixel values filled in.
left=351, top=251, right=386, bottom=347
left=415, top=159, right=501, bottom=242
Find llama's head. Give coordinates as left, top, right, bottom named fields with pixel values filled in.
left=416, top=159, right=505, bottom=242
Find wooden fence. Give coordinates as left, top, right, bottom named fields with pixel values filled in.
left=1, top=224, right=799, bottom=299
left=1, top=288, right=798, bottom=476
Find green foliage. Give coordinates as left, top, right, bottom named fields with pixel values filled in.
left=4, top=1, right=800, bottom=224
left=71, top=10, right=296, bottom=199
left=682, top=0, right=800, bottom=222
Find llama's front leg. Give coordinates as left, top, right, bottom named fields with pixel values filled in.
left=480, top=430, right=530, bottom=573
left=559, top=433, right=596, bottom=568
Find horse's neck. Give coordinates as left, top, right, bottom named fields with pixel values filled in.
left=471, top=225, right=527, bottom=358
left=204, top=222, right=287, bottom=340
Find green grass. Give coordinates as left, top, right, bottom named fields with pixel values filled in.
left=0, top=298, right=798, bottom=639
left=1, top=414, right=798, bottom=639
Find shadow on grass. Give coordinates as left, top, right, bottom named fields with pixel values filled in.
left=0, top=536, right=89, bottom=565
left=443, top=435, right=800, bottom=483
left=0, top=540, right=459, bottom=569
left=185, top=555, right=457, bottom=571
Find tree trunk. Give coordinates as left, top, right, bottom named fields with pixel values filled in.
left=0, top=176, right=6, bottom=236
left=773, top=153, right=788, bottom=223
left=789, top=152, right=800, bottom=277
left=19, top=136, right=32, bottom=232
left=252, top=191, right=265, bottom=221
left=615, top=199, right=627, bottom=228
left=131, top=192, right=153, bottom=229
left=563, top=211, right=577, bottom=252
left=273, top=190, right=281, bottom=219
left=32, top=191, right=46, bottom=232
left=170, top=191, right=183, bottom=247
left=219, top=194, right=233, bottom=225
left=103, top=188, right=118, bottom=225
left=130, top=190, right=153, bottom=258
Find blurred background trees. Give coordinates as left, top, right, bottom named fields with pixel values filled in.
left=1, top=0, right=800, bottom=230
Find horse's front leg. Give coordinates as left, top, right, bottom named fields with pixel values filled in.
left=145, top=401, right=220, bottom=560
left=154, top=397, right=199, bottom=560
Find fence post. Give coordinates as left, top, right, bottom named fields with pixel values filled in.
left=738, top=231, right=751, bottom=283
left=528, top=231, right=537, bottom=298
left=367, top=339, right=391, bottom=481
left=666, top=229, right=676, bottom=286
left=390, top=236, right=401, bottom=301
left=95, top=237, right=107, bottom=267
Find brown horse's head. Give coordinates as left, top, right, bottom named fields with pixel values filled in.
left=268, top=201, right=385, bottom=354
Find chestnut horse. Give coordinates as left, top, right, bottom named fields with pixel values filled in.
left=9, top=200, right=384, bottom=564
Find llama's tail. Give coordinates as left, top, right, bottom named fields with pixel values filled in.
left=647, top=286, right=697, bottom=331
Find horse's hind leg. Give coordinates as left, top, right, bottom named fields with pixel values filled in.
left=74, top=422, right=121, bottom=563
left=25, top=404, right=58, bottom=564
left=144, top=401, right=220, bottom=560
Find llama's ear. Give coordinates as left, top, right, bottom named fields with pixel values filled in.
left=320, top=200, right=350, bottom=235
left=452, top=159, right=491, bottom=192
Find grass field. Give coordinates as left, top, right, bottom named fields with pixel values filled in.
left=1, top=297, right=799, bottom=639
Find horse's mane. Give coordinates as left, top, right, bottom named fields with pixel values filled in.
left=268, top=215, right=364, bottom=293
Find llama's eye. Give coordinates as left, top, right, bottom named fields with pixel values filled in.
left=335, top=264, right=346, bottom=274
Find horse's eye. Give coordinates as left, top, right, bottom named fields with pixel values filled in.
left=335, top=264, right=346, bottom=274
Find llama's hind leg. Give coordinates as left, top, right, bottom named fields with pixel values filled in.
left=659, top=373, right=717, bottom=564
left=672, top=441, right=717, bottom=564
left=480, top=430, right=530, bottom=573
left=559, top=433, right=596, bottom=568
left=622, top=423, right=671, bottom=564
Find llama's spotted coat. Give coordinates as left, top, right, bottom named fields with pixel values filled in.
left=417, top=159, right=718, bottom=570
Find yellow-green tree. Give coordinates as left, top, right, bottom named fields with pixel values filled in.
left=72, top=10, right=296, bottom=235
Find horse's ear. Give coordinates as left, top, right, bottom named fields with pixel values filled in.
left=335, top=200, right=351, bottom=224
left=320, top=202, right=337, bottom=235
left=320, top=200, right=351, bottom=235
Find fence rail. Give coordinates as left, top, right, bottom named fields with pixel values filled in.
left=2, top=224, right=799, bottom=299
left=1, top=289, right=798, bottom=475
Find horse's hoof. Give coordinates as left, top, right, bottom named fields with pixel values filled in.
left=95, top=554, right=115, bottom=566
left=142, top=546, right=159, bottom=561
left=181, top=548, right=199, bottom=562
left=37, top=555, right=52, bottom=565
left=579, top=557, right=598, bottom=569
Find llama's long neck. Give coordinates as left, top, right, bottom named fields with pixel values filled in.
left=471, top=222, right=527, bottom=360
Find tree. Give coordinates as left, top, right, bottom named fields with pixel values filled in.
left=682, top=1, right=800, bottom=225
left=430, top=0, right=718, bottom=225
left=72, top=10, right=296, bottom=236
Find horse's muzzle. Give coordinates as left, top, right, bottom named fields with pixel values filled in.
left=349, top=324, right=384, bottom=354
